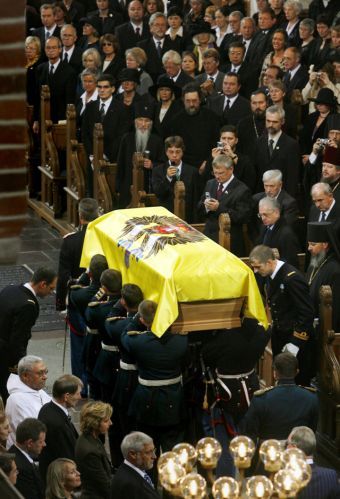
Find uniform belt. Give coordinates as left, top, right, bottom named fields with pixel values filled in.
left=138, top=375, right=182, bottom=387
left=120, top=360, right=137, bottom=371
left=87, top=327, right=99, bottom=335
left=216, top=369, right=254, bottom=408
left=101, top=342, right=119, bottom=352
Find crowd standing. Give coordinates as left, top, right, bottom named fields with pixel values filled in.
left=1, top=0, right=340, bottom=496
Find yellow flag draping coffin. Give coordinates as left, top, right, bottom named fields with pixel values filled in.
left=80, top=207, right=268, bottom=336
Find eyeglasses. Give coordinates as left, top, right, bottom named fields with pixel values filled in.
left=97, top=84, right=111, bottom=89
left=32, top=369, right=49, bottom=376
left=257, top=211, right=274, bottom=218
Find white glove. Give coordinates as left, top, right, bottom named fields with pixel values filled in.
left=282, top=343, right=299, bottom=357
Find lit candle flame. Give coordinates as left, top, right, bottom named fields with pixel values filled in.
left=179, top=449, right=188, bottom=465
left=205, top=443, right=213, bottom=459
left=238, top=442, right=247, bottom=458
left=255, top=481, right=265, bottom=497
left=189, top=480, right=198, bottom=496
left=268, top=446, right=276, bottom=461
left=222, top=483, right=230, bottom=497
left=283, top=474, right=292, bottom=491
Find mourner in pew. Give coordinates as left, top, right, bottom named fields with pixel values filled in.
left=249, top=245, right=316, bottom=385
left=152, top=135, right=199, bottom=223
left=306, top=222, right=340, bottom=333
left=201, top=318, right=271, bottom=477
left=287, top=426, right=340, bottom=499
left=81, top=73, right=129, bottom=195
left=256, top=197, right=300, bottom=267
left=250, top=169, right=299, bottom=243
left=75, top=68, right=99, bottom=137
left=198, top=154, right=252, bottom=256
left=309, top=182, right=340, bottom=236
left=56, top=197, right=99, bottom=311
left=61, top=24, right=84, bottom=75
left=320, top=146, right=340, bottom=204
left=116, top=103, right=166, bottom=207
left=239, top=353, right=319, bottom=442
left=33, top=36, right=77, bottom=133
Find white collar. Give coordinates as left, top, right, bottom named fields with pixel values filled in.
left=289, top=64, right=301, bottom=79
left=207, top=70, right=219, bottom=80
left=270, top=259, right=285, bottom=279
left=23, top=282, right=36, bottom=297
left=124, top=459, right=145, bottom=478
left=100, top=96, right=112, bottom=110
left=268, top=130, right=282, bottom=147
left=15, top=445, right=34, bottom=464
left=130, top=21, right=142, bottom=31
left=171, top=70, right=181, bottom=82
left=220, top=174, right=234, bottom=191
left=63, top=45, right=75, bottom=57
left=153, top=36, right=164, bottom=46
left=49, top=58, right=61, bottom=71
left=52, top=399, right=69, bottom=416
left=45, top=25, right=57, bottom=34
left=321, top=199, right=335, bottom=219
left=224, top=94, right=239, bottom=106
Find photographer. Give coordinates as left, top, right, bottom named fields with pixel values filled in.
left=209, top=125, right=257, bottom=192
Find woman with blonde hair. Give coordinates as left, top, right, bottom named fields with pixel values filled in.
left=75, top=401, right=113, bottom=499
left=125, top=47, right=153, bottom=95
left=0, top=411, right=11, bottom=452
left=25, top=35, right=41, bottom=106
left=46, top=459, right=81, bottom=499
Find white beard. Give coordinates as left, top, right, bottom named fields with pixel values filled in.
left=135, top=128, right=151, bottom=153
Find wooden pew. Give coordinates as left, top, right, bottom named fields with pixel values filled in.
left=92, top=123, right=118, bottom=214
left=37, top=85, right=66, bottom=218
left=64, top=104, right=86, bottom=228
left=129, top=152, right=159, bottom=208
left=317, top=285, right=340, bottom=469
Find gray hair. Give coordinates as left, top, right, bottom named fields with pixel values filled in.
left=229, top=10, right=244, bottom=20
left=60, top=24, right=77, bottom=36
left=311, top=182, right=333, bottom=197
left=162, top=50, right=182, bottom=65
left=288, top=426, right=316, bottom=456
left=212, top=154, right=233, bottom=170
left=284, top=0, right=303, bottom=15
left=121, top=432, right=153, bottom=458
left=241, top=16, right=255, bottom=27
left=149, top=12, right=166, bottom=26
left=262, top=169, right=282, bottom=183
left=78, top=197, right=98, bottom=221
left=18, top=355, right=43, bottom=377
left=80, top=68, right=99, bottom=83
left=258, top=196, right=280, bottom=211
left=299, top=18, right=315, bottom=33
left=266, top=105, right=285, bottom=120
left=249, top=245, right=276, bottom=263
left=125, top=47, right=147, bottom=67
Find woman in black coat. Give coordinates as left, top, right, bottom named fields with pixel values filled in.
left=150, top=76, right=183, bottom=139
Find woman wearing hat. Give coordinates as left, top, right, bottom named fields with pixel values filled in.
left=79, top=16, right=101, bottom=50
left=300, top=88, right=337, bottom=155
left=301, top=63, right=338, bottom=114
left=88, top=0, right=123, bottom=34
left=150, top=75, right=183, bottom=138
left=190, top=21, right=217, bottom=72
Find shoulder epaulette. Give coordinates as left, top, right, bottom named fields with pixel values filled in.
left=70, top=284, right=85, bottom=290
left=287, top=271, right=296, bottom=277
left=27, top=299, right=36, bottom=305
left=106, top=316, right=126, bottom=322
left=88, top=301, right=101, bottom=307
left=254, top=386, right=274, bottom=396
left=127, top=330, right=147, bottom=336
left=299, top=385, right=317, bottom=393
left=63, top=231, right=76, bottom=239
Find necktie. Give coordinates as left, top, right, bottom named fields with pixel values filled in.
left=156, top=41, right=162, bottom=57
left=46, top=31, right=51, bottom=39
left=224, top=98, right=230, bottom=112
left=63, top=52, right=68, bottom=63
left=143, top=472, right=154, bottom=488
left=100, top=102, right=106, bottom=121
left=49, top=64, right=54, bottom=76
left=208, top=76, right=214, bottom=82
left=268, top=139, right=274, bottom=157
left=135, top=27, right=140, bottom=36
left=216, top=182, right=223, bottom=199
left=321, top=211, right=326, bottom=221
left=176, top=168, right=180, bottom=180
left=263, top=226, right=272, bottom=244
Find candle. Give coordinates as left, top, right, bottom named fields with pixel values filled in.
left=238, top=442, right=247, bottom=458
left=189, top=480, right=198, bottom=496
left=255, top=481, right=265, bottom=498
left=205, top=443, right=213, bottom=459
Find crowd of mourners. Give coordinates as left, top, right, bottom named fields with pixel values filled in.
left=1, top=0, right=340, bottom=496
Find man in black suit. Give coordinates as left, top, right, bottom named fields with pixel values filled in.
left=115, top=0, right=150, bottom=54
left=219, top=10, right=242, bottom=64
left=81, top=74, right=129, bottom=195
left=56, top=198, right=99, bottom=311
left=9, top=418, right=46, bottom=499
left=245, top=8, right=277, bottom=70
left=287, top=426, right=340, bottom=499
left=117, top=104, right=165, bottom=207
left=38, top=374, right=82, bottom=482
left=111, top=431, right=160, bottom=498
left=207, top=72, right=251, bottom=127
left=138, top=12, right=182, bottom=83
left=251, top=169, right=299, bottom=242
left=257, top=197, right=300, bottom=267
left=254, top=105, right=301, bottom=197
left=198, top=154, right=252, bottom=256
left=33, top=36, right=77, bottom=132
left=161, top=50, right=194, bottom=88
left=238, top=17, right=257, bottom=60
left=0, top=267, right=57, bottom=402
left=282, top=46, right=309, bottom=96
left=309, top=182, right=340, bottom=224
left=152, top=135, right=199, bottom=223
left=32, top=4, right=61, bottom=50
left=60, top=24, right=83, bottom=75
left=321, top=146, right=340, bottom=204
left=195, top=48, right=225, bottom=95
left=221, top=41, right=258, bottom=99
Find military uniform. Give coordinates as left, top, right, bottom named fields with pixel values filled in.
left=239, top=380, right=319, bottom=441
left=121, top=327, right=188, bottom=453
left=201, top=319, right=270, bottom=477
left=0, top=284, right=39, bottom=401
left=306, top=252, right=340, bottom=333
left=266, top=262, right=315, bottom=385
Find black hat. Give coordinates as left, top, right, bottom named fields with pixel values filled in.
left=134, top=102, right=155, bottom=120
left=167, top=7, right=183, bottom=19
left=149, top=76, right=182, bottom=99
left=118, top=68, right=140, bottom=84
left=307, top=222, right=331, bottom=242
left=80, top=16, right=102, bottom=36
left=309, top=88, right=337, bottom=107
left=325, top=113, right=340, bottom=134
left=190, top=22, right=216, bottom=42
